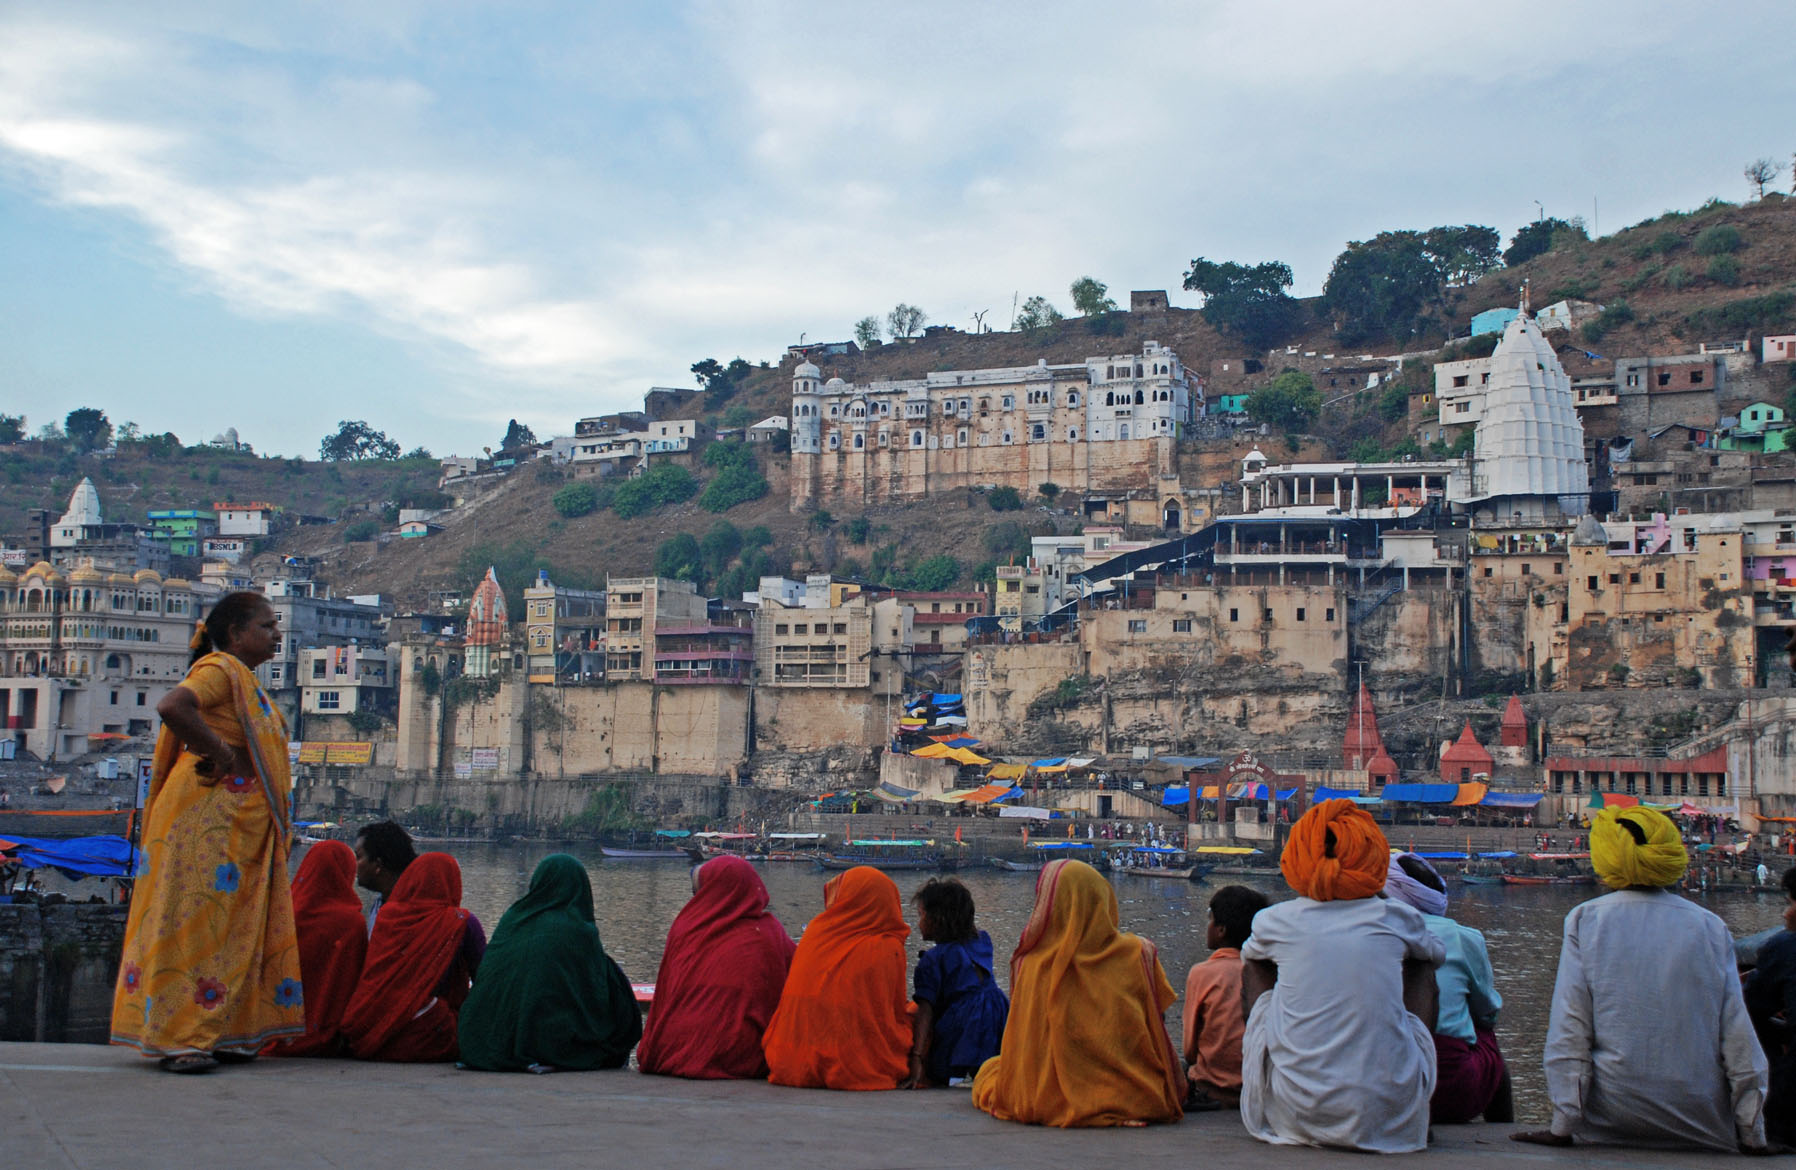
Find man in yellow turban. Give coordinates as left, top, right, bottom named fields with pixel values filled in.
left=1516, top=805, right=1769, bottom=1152
left=1238, top=799, right=1445, bottom=1153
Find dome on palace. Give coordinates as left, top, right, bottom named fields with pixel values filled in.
left=1469, top=312, right=1589, bottom=515
left=107, top=572, right=135, bottom=586
left=68, top=565, right=105, bottom=584
left=162, top=577, right=192, bottom=590
left=133, top=569, right=163, bottom=585
left=794, top=359, right=821, bottom=379
left=0, top=565, right=17, bottom=585
left=1571, top=514, right=1608, bottom=547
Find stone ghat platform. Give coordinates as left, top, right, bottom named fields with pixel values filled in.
left=0, top=1042, right=1748, bottom=1168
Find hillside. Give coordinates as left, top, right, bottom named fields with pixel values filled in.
left=8, top=193, right=1794, bottom=606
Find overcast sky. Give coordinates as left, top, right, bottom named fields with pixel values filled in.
left=2, top=1, right=1791, bottom=457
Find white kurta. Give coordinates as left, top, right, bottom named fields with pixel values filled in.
left=1544, top=889, right=1767, bottom=1151
left=1239, top=896, right=1445, bottom=1153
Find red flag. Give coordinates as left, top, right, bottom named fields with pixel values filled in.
left=954, top=826, right=962, bottom=843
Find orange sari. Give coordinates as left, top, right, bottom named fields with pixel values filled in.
left=972, top=859, right=1185, bottom=1126
left=111, top=651, right=303, bottom=1057
left=762, top=866, right=912, bottom=1090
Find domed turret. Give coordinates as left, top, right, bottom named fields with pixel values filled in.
left=133, top=569, right=163, bottom=585
left=1571, top=514, right=1608, bottom=547
left=68, top=565, right=105, bottom=584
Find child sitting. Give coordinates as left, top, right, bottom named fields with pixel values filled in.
left=1182, top=884, right=1269, bottom=1110
left=904, top=878, right=1009, bottom=1087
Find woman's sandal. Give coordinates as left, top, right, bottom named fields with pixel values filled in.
left=157, top=1053, right=219, bottom=1074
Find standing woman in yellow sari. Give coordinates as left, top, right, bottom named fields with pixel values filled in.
left=111, top=592, right=304, bottom=1073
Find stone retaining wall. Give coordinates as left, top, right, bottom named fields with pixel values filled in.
left=0, top=902, right=125, bottom=1044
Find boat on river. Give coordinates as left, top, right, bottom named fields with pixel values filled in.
left=1501, top=873, right=1595, bottom=886
left=1109, top=845, right=1215, bottom=882
left=1460, top=873, right=1505, bottom=885
left=818, top=839, right=946, bottom=871
left=764, top=832, right=829, bottom=862
left=990, top=841, right=1098, bottom=873
left=601, top=829, right=699, bottom=860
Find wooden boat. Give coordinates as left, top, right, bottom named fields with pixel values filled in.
left=1109, top=846, right=1216, bottom=882
left=599, top=845, right=695, bottom=860
left=818, top=839, right=944, bottom=870
left=1501, top=873, right=1595, bottom=886
left=763, top=832, right=829, bottom=862
left=1458, top=873, right=1505, bottom=885
left=989, top=857, right=1043, bottom=873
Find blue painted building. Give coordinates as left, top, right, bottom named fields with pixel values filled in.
left=1471, top=307, right=1520, bottom=337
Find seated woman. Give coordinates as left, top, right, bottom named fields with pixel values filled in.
left=340, top=852, right=485, bottom=1062
left=904, top=878, right=1007, bottom=1088
left=1384, top=853, right=1512, bottom=1124
left=458, top=854, right=639, bottom=1072
left=1516, top=806, right=1769, bottom=1153
left=266, top=840, right=367, bottom=1057
left=762, top=866, right=911, bottom=1090
left=972, top=859, right=1185, bottom=1127
left=638, top=856, right=795, bottom=1079
left=1240, top=800, right=1443, bottom=1153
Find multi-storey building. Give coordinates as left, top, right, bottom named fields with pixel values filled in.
left=655, top=602, right=755, bottom=684
left=604, top=576, right=707, bottom=680
left=0, top=562, right=219, bottom=758
left=789, top=342, right=1199, bottom=507
left=259, top=578, right=385, bottom=722
left=146, top=509, right=218, bottom=557
left=47, top=478, right=167, bottom=573
left=894, top=589, right=986, bottom=655
left=213, top=501, right=277, bottom=537
left=752, top=591, right=908, bottom=691
left=522, top=572, right=606, bottom=683
left=298, top=645, right=397, bottom=718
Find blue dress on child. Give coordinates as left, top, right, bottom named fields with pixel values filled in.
left=914, top=931, right=1010, bottom=1083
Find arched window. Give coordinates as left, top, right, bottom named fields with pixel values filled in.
left=1105, top=391, right=1114, bottom=406
left=1068, top=427, right=1079, bottom=441
left=911, top=430, right=924, bottom=447
left=1120, top=424, right=1130, bottom=440
left=852, top=434, right=864, bottom=449
left=1068, top=391, right=1079, bottom=407
left=1134, top=389, right=1144, bottom=405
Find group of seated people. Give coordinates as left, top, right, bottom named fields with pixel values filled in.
left=263, top=803, right=1784, bottom=1152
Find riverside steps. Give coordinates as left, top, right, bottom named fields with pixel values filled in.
left=0, top=1042, right=1749, bottom=1169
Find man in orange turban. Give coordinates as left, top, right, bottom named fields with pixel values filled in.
left=1238, top=799, right=1445, bottom=1152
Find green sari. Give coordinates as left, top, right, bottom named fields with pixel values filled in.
left=456, top=854, right=641, bottom=1071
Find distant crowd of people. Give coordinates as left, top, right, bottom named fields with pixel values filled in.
left=107, top=591, right=1792, bottom=1152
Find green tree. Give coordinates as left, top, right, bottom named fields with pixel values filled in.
left=691, top=358, right=724, bottom=388
left=845, top=515, right=871, bottom=543
left=699, top=441, right=768, bottom=511
left=983, top=520, right=1032, bottom=561
left=501, top=419, right=537, bottom=451
left=1181, top=258, right=1302, bottom=350
left=320, top=419, right=400, bottom=461
left=743, top=525, right=773, bottom=549
left=1245, top=370, right=1322, bottom=433
left=140, top=432, right=182, bottom=459
left=906, top=554, right=961, bottom=591
left=1038, top=482, right=1060, bottom=504
left=853, top=316, right=882, bottom=348
left=1694, top=224, right=1743, bottom=255
left=1421, top=225, right=1502, bottom=285
left=1503, top=217, right=1581, bottom=266
left=0, top=414, right=23, bottom=443
left=1069, top=276, right=1118, bottom=316
left=700, top=520, right=742, bottom=575
left=654, top=533, right=706, bottom=588
left=552, top=482, right=598, bottom=518
left=1015, top=295, right=1062, bottom=333
left=64, top=407, right=112, bottom=452
left=1322, top=231, right=1447, bottom=344
left=886, top=303, right=926, bottom=340
left=721, top=404, right=755, bottom=430
left=987, top=486, right=1023, bottom=511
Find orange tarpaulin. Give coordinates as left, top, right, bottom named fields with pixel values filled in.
left=960, top=784, right=1017, bottom=805
left=944, top=747, right=991, bottom=766
left=986, top=763, right=1028, bottom=781
left=1451, top=782, right=1488, bottom=806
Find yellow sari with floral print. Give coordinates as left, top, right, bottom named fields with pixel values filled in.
left=111, top=651, right=305, bottom=1056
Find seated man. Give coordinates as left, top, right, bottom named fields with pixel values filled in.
left=1517, top=806, right=1768, bottom=1152
left=1746, top=867, right=1796, bottom=1147
left=1384, top=853, right=1512, bottom=1123
left=1181, top=884, right=1268, bottom=1110
left=353, top=820, right=417, bottom=935
left=1239, top=799, right=1444, bottom=1153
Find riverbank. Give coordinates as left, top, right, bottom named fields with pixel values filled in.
left=0, top=1041, right=1750, bottom=1168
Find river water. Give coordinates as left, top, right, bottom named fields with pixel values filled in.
left=395, top=841, right=1786, bottom=1126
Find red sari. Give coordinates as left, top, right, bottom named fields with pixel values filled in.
left=267, top=840, right=367, bottom=1057
left=638, top=856, right=796, bottom=1079
left=340, top=853, right=476, bottom=1062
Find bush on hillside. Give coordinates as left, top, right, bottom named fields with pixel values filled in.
left=342, top=519, right=378, bottom=543
left=1685, top=290, right=1795, bottom=336
left=987, top=486, right=1023, bottom=511
left=613, top=464, right=697, bottom=519
left=553, top=482, right=598, bottom=518
left=1707, top=256, right=1741, bottom=287
left=699, top=442, right=769, bottom=512
left=1693, top=225, right=1743, bottom=255
left=1580, top=301, right=1635, bottom=344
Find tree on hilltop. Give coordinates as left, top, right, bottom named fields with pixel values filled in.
left=501, top=419, right=537, bottom=451
left=320, top=419, right=400, bottom=461
left=65, top=407, right=112, bottom=453
left=1014, top=295, right=1062, bottom=333
left=1503, top=217, right=1581, bottom=267
left=1246, top=370, right=1322, bottom=434
left=1069, top=276, right=1118, bottom=316
left=0, top=414, right=23, bottom=443
left=886, top=303, right=926, bottom=340
left=1181, top=257, right=1302, bottom=351
left=1322, top=226, right=1495, bottom=344
left=1746, top=158, right=1782, bottom=200
left=853, top=316, right=882, bottom=348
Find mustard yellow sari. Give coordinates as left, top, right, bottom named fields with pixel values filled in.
left=110, top=651, right=304, bottom=1056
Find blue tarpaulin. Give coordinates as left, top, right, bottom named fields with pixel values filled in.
left=1313, top=785, right=1371, bottom=802
left=1380, top=783, right=1460, bottom=804
left=0, top=835, right=142, bottom=878
left=943, top=736, right=980, bottom=748
left=1030, top=757, right=1069, bottom=768
left=1156, top=756, right=1221, bottom=769
left=991, top=787, right=1023, bottom=802
left=1478, top=792, right=1543, bottom=808
left=1162, top=786, right=1191, bottom=806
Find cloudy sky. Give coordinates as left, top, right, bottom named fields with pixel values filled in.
left=2, top=2, right=1791, bottom=457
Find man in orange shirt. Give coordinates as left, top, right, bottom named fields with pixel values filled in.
left=1182, top=884, right=1269, bottom=1110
